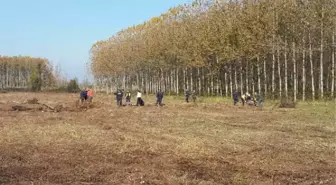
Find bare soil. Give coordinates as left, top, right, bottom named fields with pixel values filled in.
left=0, top=92, right=335, bottom=185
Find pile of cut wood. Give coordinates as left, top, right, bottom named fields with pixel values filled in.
left=10, top=98, right=64, bottom=112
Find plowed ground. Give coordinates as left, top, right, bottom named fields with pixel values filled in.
left=0, top=92, right=335, bottom=185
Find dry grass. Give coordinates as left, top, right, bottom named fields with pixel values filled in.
left=0, top=92, right=335, bottom=185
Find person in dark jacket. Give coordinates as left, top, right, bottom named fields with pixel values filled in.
left=233, top=91, right=239, bottom=105
left=116, top=89, right=123, bottom=106
left=80, top=89, right=88, bottom=103
left=156, top=90, right=164, bottom=106
left=125, top=91, right=131, bottom=106
left=185, top=89, right=191, bottom=103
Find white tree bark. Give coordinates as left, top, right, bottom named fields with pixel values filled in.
left=302, top=36, right=306, bottom=101
left=252, top=62, right=255, bottom=95
left=264, top=57, right=267, bottom=97
left=285, top=39, right=288, bottom=98
left=332, top=32, right=335, bottom=98
left=198, top=68, right=201, bottom=95
left=176, top=68, right=179, bottom=95
left=277, top=39, right=282, bottom=98
left=293, top=42, right=297, bottom=102
left=246, top=60, right=249, bottom=93
left=240, top=61, right=243, bottom=94
left=309, top=30, right=315, bottom=101
left=225, top=71, right=228, bottom=97
left=234, top=65, right=238, bottom=91
left=257, top=56, right=261, bottom=94
left=320, top=8, right=324, bottom=99
left=230, top=65, right=233, bottom=97
left=272, top=41, right=275, bottom=97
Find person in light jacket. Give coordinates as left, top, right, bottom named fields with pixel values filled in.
left=136, top=90, right=142, bottom=106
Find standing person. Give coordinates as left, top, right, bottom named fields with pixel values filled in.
left=185, top=89, right=191, bottom=103
left=116, top=89, right=123, bottom=106
left=233, top=91, right=239, bottom=105
left=254, top=92, right=263, bottom=107
left=125, top=90, right=131, bottom=106
left=156, top=90, right=164, bottom=106
left=80, top=89, right=88, bottom=103
left=136, top=90, right=142, bottom=106
left=241, top=93, right=246, bottom=106
left=87, top=87, right=94, bottom=103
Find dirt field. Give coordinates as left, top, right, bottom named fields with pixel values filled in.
left=0, top=92, right=334, bottom=185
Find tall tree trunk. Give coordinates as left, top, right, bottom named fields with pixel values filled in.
left=264, top=57, right=267, bottom=97
left=122, top=73, right=126, bottom=90
left=320, top=8, right=324, bottom=99
left=246, top=60, right=249, bottom=93
left=251, top=62, right=255, bottom=95
left=216, top=76, right=219, bottom=96
left=176, top=68, right=179, bottom=94
left=293, top=42, right=297, bottom=102
left=18, top=68, right=21, bottom=88
left=207, top=69, right=210, bottom=95
left=272, top=40, right=275, bottom=98
left=240, top=61, right=243, bottom=94
left=230, top=65, right=233, bottom=97
left=277, top=40, right=282, bottom=98
left=211, top=71, right=214, bottom=95
left=170, top=69, right=173, bottom=94
left=285, top=39, right=288, bottom=98
left=225, top=71, right=228, bottom=97
left=190, top=68, right=193, bottom=91
left=183, top=68, right=186, bottom=90
left=219, top=78, right=223, bottom=96
left=197, top=68, right=200, bottom=95
left=215, top=56, right=219, bottom=96
left=202, top=68, right=206, bottom=96
left=6, top=65, right=9, bottom=88
left=302, top=36, right=306, bottom=101
left=185, top=68, right=190, bottom=90
left=332, top=32, right=335, bottom=98
left=234, top=65, right=238, bottom=91
left=105, top=80, right=109, bottom=95
left=136, top=72, right=139, bottom=90
left=309, top=30, right=315, bottom=101
left=150, top=69, right=154, bottom=93
left=257, top=57, right=261, bottom=94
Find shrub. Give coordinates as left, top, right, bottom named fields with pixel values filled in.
left=30, top=67, right=42, bottom=92
left=67, top=79, right=80, bottom=93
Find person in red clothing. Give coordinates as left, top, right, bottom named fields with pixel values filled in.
left=87, top=88, right=94, bottom=102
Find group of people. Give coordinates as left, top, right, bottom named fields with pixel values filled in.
left=79, top=87, right=263, bottom=107
left=115, top=88, right=198, bottom=106
left=185, top=89, right=197, bottom=103
left=115, top=89, right=145, bottom=106
left=233, top=91, right=263, bottom=107
left=79, top=87, right=165, bottom=107
left=79, top=88, right=94, bottom=103
left=114, top=89, right=165, bottom=107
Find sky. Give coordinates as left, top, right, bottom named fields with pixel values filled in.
left=0, top=0, right=190, bottom=82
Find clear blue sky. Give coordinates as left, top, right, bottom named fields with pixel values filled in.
left=0, top=0, right=189, bottom=82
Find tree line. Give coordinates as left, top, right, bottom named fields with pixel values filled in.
left=90, top=0, right=336, bottom=101
left=0, top=56, right=56, bottom=91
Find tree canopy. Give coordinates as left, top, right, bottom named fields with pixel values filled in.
left=90, top=0, right=336, bottom=100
